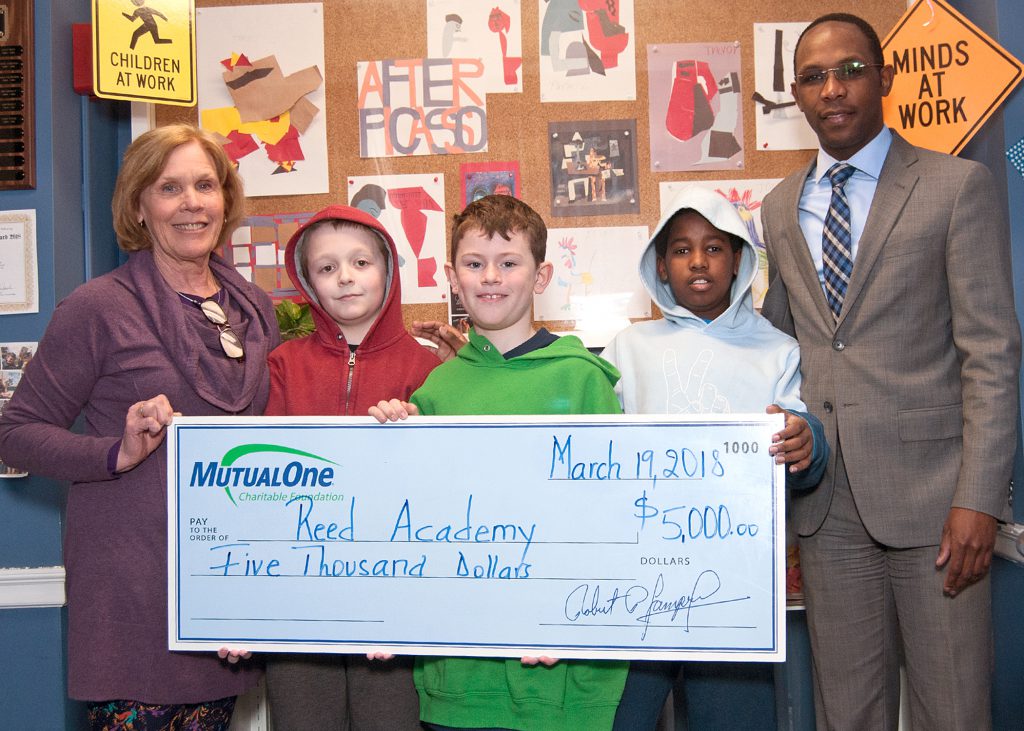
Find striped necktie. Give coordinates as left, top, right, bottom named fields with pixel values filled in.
left=822, top=162, right=856, bottom=319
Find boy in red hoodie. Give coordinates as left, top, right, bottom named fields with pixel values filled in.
left=264, top=205, right=439, bottom=730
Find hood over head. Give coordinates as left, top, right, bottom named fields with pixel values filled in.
left=284, top=204, right=403, bottom=351
left=640, top=185, right=759, bottom=330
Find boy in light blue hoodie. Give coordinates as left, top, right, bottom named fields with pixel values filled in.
left=602, top=184, right=827, bottom=729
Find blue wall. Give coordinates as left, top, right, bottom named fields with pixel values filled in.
left=988, top=0, right=1024, bottom=527
left=964, top=0, right=1024, bottom=726
left=0, top=1, right=124, bottom=728
left=949, top=3, right=1024, bottom=727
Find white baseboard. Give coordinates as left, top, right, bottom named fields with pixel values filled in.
left=229, top=679, right=271, bottom=731
left=0, top=566, right=66, bottom=608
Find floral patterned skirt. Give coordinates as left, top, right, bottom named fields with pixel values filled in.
left=86, top=696, right=235, bottom=731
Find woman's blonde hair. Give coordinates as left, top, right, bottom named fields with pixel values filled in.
left=112, top=124, right=244, bottom=252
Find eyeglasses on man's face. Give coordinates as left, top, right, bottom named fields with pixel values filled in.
left=794, top=61, right=884, bottom=88
left=199, top=300, right=245, bottom=360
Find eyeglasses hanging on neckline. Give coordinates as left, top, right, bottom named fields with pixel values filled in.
left=198, top=299, right=245, bottom=361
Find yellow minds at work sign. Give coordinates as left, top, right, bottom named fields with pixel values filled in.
left=881, top=0, right=1022, bottom=155
left=92, top=0, right=196, bottom=106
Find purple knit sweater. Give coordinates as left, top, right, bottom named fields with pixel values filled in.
left=0, top=250, right=280, bottom=704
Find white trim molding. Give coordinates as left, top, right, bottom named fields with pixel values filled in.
left=229, top=680, right=270, bottom=731
left=130, top=101, right=156, bottom=141
left=0, top=565, right=271, bottom=729
left=0, top=566, right=66, bottom=609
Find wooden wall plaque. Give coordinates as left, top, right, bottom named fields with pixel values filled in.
left=0, top=1, right=34, bottom=190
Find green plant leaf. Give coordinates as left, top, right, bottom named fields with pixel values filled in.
left=275, top=300, right=316, bottom=340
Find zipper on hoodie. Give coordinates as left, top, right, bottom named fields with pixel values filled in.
left=343, top=348, right=356, bottom=415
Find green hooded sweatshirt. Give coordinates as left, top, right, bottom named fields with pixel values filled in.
left=410, top=329, right=628, bottom=731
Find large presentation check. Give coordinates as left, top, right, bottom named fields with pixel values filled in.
left=167, top=414, right=785, bottom=661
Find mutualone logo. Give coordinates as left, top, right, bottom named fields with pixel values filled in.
left=189, top=444, right=338, bottom=506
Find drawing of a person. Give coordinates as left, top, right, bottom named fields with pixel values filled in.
left=123, top=0, right=172, bottom=50
left=488, top=7, right=522, bottom=85
left=584, top=147, right=608, bottom=201
left=540, top=0, right=588, bottom=74
left=441, top=14, right=466, bottom=57
left=351, top=183, right=387, bottom=219
left=351, top=183, right=404, bottom=267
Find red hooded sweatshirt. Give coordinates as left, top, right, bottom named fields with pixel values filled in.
left=265, top=205, right=440, bottom=416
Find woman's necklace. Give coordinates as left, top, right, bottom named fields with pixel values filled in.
left=175, top=288, right=225, bottom=307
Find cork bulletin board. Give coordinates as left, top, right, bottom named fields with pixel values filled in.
left=156, top=0, right=905, bottom=333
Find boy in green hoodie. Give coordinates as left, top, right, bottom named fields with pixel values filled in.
left=372, top=194, right=627, bottom=730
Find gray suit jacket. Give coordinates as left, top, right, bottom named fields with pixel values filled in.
left=762, top=132, right=1020, bottom=547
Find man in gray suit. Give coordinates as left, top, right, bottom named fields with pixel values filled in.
left=761, top=13, right=1020, bottom=730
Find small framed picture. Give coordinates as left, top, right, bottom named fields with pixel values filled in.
left=548, top=119, right=639, bottom=218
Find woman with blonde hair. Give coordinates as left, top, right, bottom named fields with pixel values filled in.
left=0, top=124, right=279, bottom=730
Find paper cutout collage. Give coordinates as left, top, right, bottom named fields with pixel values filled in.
left=197, top=3, right=328, bottom=197
left=647, top=42, right=744, bottom=172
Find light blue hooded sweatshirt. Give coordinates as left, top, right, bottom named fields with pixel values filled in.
left=602, top=184, right=826, bottom=489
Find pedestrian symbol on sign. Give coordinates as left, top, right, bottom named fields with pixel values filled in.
left=123, top=0, right=172, bottom=50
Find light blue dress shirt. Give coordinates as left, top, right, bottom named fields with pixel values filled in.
left=798, top=127, right=893, bottom=288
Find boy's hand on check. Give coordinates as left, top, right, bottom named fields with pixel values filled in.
left=366, top=651, right=395, bottom=661
left=369, top=399, right=419, bottom=423
left=521, top=656, right=559, bottom=667
left=766, top=405, right=812, bottom=472
left=217, top=647, right=252, bottom=664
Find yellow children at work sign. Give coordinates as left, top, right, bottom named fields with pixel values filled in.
left=92, top=0, right=196, bottom=106
left=881, top=0, right=1022, bottom=155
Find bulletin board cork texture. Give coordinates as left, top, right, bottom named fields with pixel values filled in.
left=157, top=0, right=906, bottom=332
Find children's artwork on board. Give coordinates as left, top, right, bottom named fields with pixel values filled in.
left=0, top=342, right=36, bottom=478
left=538, top=0, right=636, bottom=102
left=534, top=226, right=650, bottom=345
left=357, top=58, right=488, bottom=157
left=752, top=22, right=818, bottom=152
left=549, top=120, right=639, bottom=217
left=347, top=174, right=447, bottom=305
left=460, top=161, right=521, bottom=206
left=660, top=178, right=782, bottom=308
left=427, top=0, right=523, bottom=93
left=197, top=3, right=328, bottom=197
left=648, top=43, right=744, bottom=172
left=220, top=212, right=317, bottom=302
